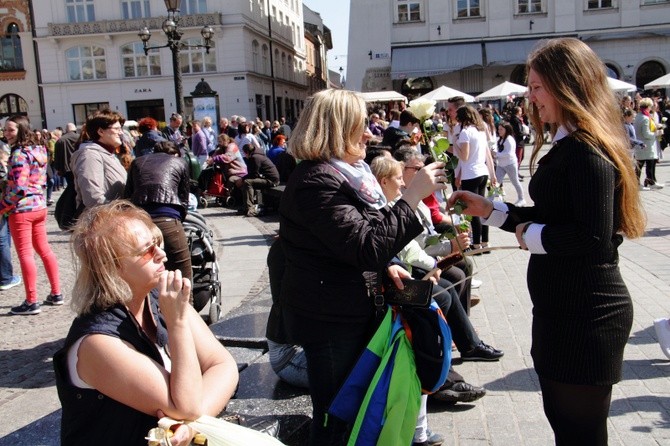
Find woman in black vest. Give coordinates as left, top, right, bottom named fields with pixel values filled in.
left=53, top=201, right=238, bottom=446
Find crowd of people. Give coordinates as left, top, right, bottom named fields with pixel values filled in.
left=0, top=35, right=667, bottom=446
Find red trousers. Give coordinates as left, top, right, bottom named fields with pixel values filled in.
left=9, top=209, right=60, bottom=304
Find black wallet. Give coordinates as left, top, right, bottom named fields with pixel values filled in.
left=384, top=278, right=433, bottom=308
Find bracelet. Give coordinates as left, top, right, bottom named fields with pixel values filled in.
left=521, top=222, right=533, bottom=242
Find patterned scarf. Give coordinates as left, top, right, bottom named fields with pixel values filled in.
left=328, top=158, right=387, bottom=209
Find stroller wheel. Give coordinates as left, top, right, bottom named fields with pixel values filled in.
left=225, top=196, right=236, bottom=208
left=199, top=196, right=208, bottom=208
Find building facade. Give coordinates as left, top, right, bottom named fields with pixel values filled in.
left=303, top=5, right=332, bottom=96
left=0, top=0, right=42, bottom=127
left=348, top=0, right=670, bottom=99
left=31, top=0, right=311, bottom=129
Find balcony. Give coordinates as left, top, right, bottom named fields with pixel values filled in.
left=48, top=13, right=221, bottom=37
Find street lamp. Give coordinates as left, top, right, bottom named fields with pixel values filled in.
left=138, top=0, right=214, bottom=117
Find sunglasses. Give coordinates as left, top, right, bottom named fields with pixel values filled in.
left=132, top=238, right=161, bottom=261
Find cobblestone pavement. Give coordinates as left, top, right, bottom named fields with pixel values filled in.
left=1, top=152, right=670, bottom=445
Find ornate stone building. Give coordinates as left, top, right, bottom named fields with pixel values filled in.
left=31, top=0, right=312, bottom=128
left=0, top=0, right=42, bottom=127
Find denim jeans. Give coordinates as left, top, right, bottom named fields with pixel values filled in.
left=302, top=330, right=371, bottom=446
left=0, top=216, right=14, bottom=285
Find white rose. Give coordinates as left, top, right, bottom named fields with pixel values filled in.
left=408, top=98, right=437, bottom=121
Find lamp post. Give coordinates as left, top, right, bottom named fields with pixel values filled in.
left=138, top=0, right=214, bottom=117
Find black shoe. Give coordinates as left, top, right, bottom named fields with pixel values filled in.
left=430, top=381, right=486, bottom=403
left=461, top=341, right=504, bottom=361
left=10, top=300, right=41, bottom=315
left=518, top=174, right=524, bottom=182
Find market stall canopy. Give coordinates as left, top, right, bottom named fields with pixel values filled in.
left=357, top=91, right=408, bottom=103
left=475, top=81, right=527, bottom=101
left=417, top=85, right=475, bottom=103
left=644, top=73, right=670, bottom=90
left=607, top=77, right=637, bottom=92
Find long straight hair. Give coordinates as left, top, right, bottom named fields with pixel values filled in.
left=526, top=38, right=645, bottom=238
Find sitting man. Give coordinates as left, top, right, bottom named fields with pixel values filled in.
left=240, top=143, right=279, bottom=217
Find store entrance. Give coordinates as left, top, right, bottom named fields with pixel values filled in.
left=126, top=99, right=165, bottom=127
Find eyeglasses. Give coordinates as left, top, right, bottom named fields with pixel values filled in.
left=106, top=125, right=123, bottom=132
left=132, top=238, right=161, bottom=261
left=404, top=165, right=423, bottom=172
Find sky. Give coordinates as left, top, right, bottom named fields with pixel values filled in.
left=302, top=0, right=350, bottom=80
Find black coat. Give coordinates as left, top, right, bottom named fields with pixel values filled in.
left=278, top=160, right=422, bottom=342
left=124, top=152, right=190, bottom=220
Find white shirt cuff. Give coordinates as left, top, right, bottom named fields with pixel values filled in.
left=524, top=223, right=547, bottom=254
left=481, top=200, right=508, bottom=227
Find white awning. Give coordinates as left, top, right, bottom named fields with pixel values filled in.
left=486, top=39, right=540, bottom=66
left=357, top=91, right=407, bottom=103
left=391, top=43, right=483, bottom=80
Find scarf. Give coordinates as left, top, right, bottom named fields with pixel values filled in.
left=328, top=158, right=387, bottom=209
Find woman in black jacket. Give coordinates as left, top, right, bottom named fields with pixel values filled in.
left=278, top=89, right=448, bottom=445
left=449, top=38, right=646, bottom=445
left=124, top=140, right=192, bottom=282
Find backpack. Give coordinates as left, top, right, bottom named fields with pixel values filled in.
left=399, top=301, right=452, bottom=394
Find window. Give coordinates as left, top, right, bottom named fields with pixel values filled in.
left=73, top=102, right=109, bottom=127
left=66, top=0, right=95, bottom=22
left=397, top=0, right=421, bottom=22
left=457, top=0, right=481, bottom=18
left=288, top=55, right=293, bottom=81
left=121, top=0, right=151, bottom=19
left=179, top=38, right=216, bottom=74
left=644, top=0, right=670, bottom=4
left=517, top=0, right=542, bottom=13
left=252, top=40, right=260, bottom=72
left=0, top=94, right=28, bottom=118
left=281, top=52, right=287, bottom=79
left=1, top=23, right=23, bottom=72
left=180, top=0, right=207, bottom=14
left=587, top=0, right=613, bottom=8
left=274, top=49, right=280, bottom=76
left=262, top=44, right=269, bottom=75
left=121, top=42, right=160, bottom=78
left=66, top=46, right=106, bottom=81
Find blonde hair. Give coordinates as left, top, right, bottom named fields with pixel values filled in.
left=289, top=89, right=367, bottom=161
left=70, top=200, right=163, bottom=316
left=526, top=37, right=645, bottom=238
left=638, top=97, right=653, bottom=109
left=370, top=156, right=402, bottom=183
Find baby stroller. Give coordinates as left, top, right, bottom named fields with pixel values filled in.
left=183, top=210, right=222, bottom=324
left=197, top=164, right=237, bottom=209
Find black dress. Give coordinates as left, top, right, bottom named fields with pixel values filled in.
left=500, top=135, right=633, bottom=386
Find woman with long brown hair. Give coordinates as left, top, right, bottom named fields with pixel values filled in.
left=2, top=115, right=61, bottom=315
left=449, top=38, right=645, bottom=445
